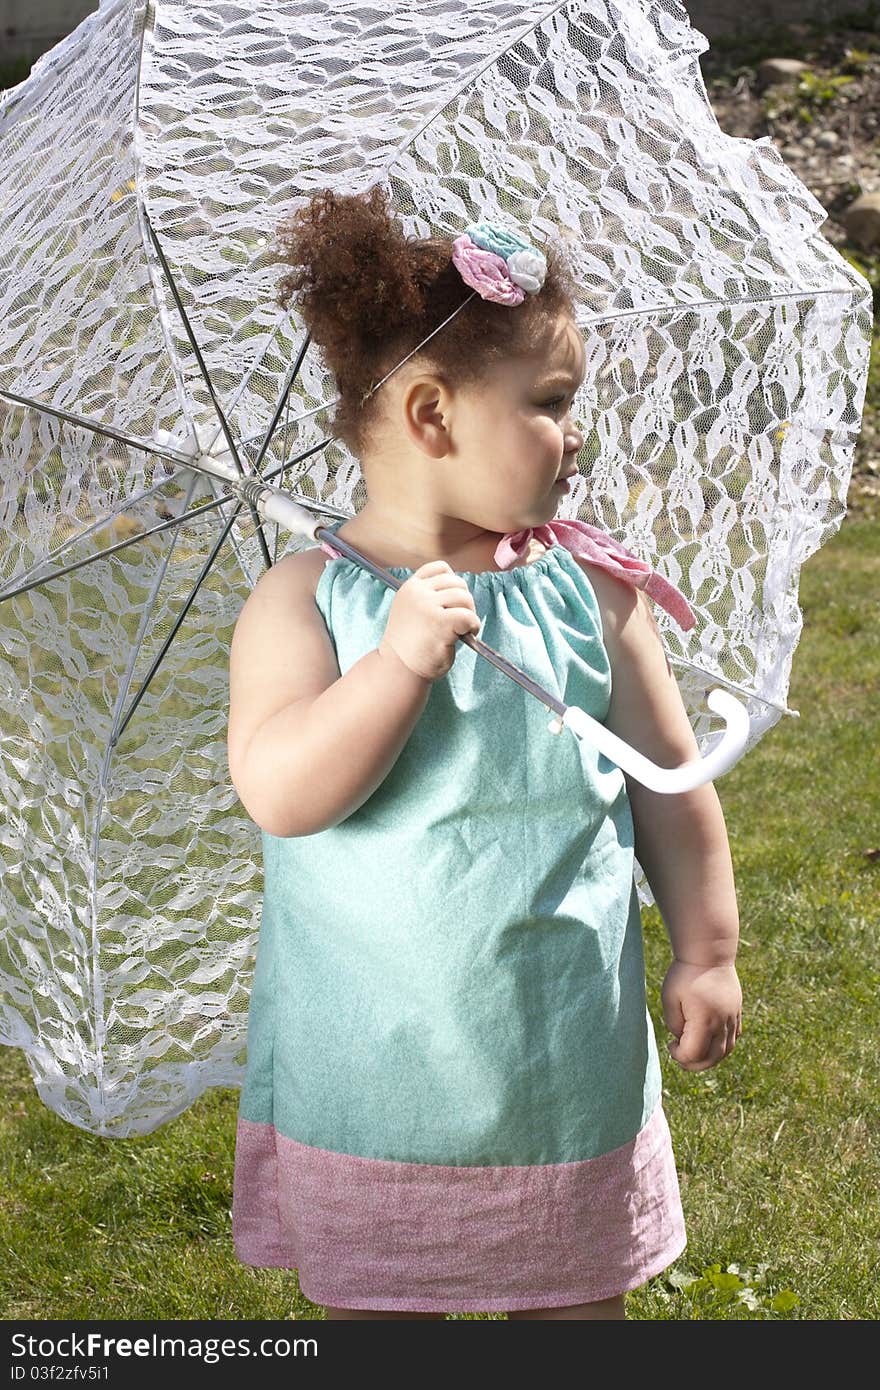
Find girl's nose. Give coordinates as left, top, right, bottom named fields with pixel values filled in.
left=565, top=419, right=584, bottom=451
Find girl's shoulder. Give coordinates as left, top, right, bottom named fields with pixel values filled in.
left=286, top=542, right=333, bottom=598
left=569, top=554, right=662, bottom=667
left=244, top=543, right=332, bottom=617
left=227, top=546, right=340, bottom=819
left=569, top=554, right=700, bottom=774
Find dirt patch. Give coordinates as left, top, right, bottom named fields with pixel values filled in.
left=702, top=25, right=880, bottom=251
left=700, top=21, right=880, bottom=495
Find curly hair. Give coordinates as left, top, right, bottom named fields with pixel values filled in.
left=273, top=183, right=580, bottom=458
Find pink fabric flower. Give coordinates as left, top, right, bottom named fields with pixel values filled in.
left=451, top=234, right=526, bottom=306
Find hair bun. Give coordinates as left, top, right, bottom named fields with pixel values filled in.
left=275, top=185, right=426, bottom=338
left=272, top=187, right=577, bottom=459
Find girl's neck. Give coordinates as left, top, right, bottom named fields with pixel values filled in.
left=331, top=515, right=509, bottom=573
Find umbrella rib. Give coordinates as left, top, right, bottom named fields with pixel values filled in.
left=231, top=278, right=860, bottom=453
left=666, top=654, right=796, bottom=718
left=0, top=438, right=336, bottom=604
left=112, top=488, right=246, bottom=747
left=378, top=0, right=572, bottom=178
left=279, top=379, right=295, bottom=564
left=214, top=3, right=571, bottom=430
left=1, top=491, right=230, bottom=603
left=0, top=385, right=299, bottom=598
left=199, top=329, right=311, bottom=482
left=0, top=387, right=197, bottom=471
left=2, top=463, right=236, bottom=602
left=140, top=209, right=275, bottom=574
left=129, top=0, right=280, bottom=478
left=577, top=281, right=864, bottom=329
left=142, top=210, right=240, bottom=461
left=210, top=314, right=287, bottom=434
left=252, top=331, right=311, bottom=476
left=113, top=432, right=350, bottom=740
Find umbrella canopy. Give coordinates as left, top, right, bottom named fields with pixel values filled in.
left=0, top=0, right=872, bottom=1136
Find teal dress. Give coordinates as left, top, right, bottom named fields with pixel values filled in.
left=232, top=519, right=686, bottom=1313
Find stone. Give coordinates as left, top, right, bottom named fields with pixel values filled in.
left=756, top=58, right=811, bottom=93
left=842, top=192, right=880, bottom=251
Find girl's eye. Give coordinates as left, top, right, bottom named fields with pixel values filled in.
left=543, top=397, right=567, bottom=412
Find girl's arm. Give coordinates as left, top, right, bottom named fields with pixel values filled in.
left=228, top=552, right=433, bottom=838
left=580, top=564, right=742, bottom=1071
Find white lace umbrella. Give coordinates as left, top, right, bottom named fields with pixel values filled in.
left=0, top=0, right=871, bottom=1136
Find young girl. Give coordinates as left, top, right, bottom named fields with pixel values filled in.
left=226, top=185, right=742, bottom=1320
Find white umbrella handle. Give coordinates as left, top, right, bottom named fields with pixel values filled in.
left=557, top=689, right=751, bottom=793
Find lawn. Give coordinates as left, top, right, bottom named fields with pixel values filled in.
left=1, top=493, right=877, bottom=1322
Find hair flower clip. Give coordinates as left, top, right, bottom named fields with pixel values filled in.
left=505, top=247, right=547, bottom=295
left=451, top=219, right=547, bottom=305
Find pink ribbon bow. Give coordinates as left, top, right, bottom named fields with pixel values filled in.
left=495, top=518, right=697, bottom=631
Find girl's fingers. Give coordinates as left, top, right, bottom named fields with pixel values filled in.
left=427, top=572, right=474, bottom=594
left=668, top=1017, right=713, bottom=1067
left=671, top=1024, right=731, bottom=1071
left=434, top=583, right=477, bottom=610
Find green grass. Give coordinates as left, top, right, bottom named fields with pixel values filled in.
left=644, top=496, right=880, bottom=1321
left=1, top=497, right=877, bottom=1321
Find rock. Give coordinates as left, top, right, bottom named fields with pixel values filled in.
left=842, top=192, right=880, bottom=251
left=816, top=130, right=840, bottom=149
left=756, top=58, right=811, bottom=93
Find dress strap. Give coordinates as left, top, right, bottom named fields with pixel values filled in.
left=496, top=519, right=697, bottom=631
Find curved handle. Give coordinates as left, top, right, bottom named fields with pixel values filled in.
left=557, top=689, right=751, bottom=794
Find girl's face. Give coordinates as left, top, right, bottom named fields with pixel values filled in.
left=448, top=312, right=587, bottom=532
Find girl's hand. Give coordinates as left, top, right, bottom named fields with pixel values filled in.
left=379, top=561, right=482, bottom=682
left=661, top=959, right=742, bottom=1072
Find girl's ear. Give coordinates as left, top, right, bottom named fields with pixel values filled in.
left=401, top=377, right=454, bottom=459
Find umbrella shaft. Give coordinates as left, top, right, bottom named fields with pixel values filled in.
left=310, top=522, right=566, bottom=718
